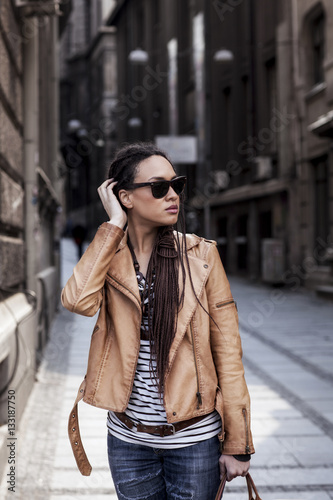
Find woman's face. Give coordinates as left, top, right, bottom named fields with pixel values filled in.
left=124, top=155, right=181, bottom=228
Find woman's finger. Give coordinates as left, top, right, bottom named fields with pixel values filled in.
left=98, top=179, right=116, bottom=192
left=218, top=456, right=227, bottom=480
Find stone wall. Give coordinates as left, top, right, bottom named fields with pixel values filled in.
left=0, top=0, right=24, bottom=288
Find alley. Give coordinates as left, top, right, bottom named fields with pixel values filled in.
left=1, top=237, right=333, bottom=499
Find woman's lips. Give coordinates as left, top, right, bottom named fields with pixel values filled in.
left=166, top=206, right=178, bottom=214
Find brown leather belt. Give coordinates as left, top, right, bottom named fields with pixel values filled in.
left=114, top=412, right=206, bottom=437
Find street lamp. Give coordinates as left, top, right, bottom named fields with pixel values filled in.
left=213, top=48, right=234, bottom=63
left=95, top=138, right=105, bottom=148
left=127, top=117, right=143, bottom=128
left=67, top=119, right=83, bottom=134
left=128, top=48, right=149, bottom=65
left=76, top=128, right=89, bottom=139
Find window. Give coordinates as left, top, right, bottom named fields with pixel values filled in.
left=97, top=0, right=102, bottom=27
left=178, top=0, right=194, bottom=79
left=136, top=1, right=145, bottom=48
left=66, top=22, right=72, bottom=55
left=153, top=0, right=160, bottom=28
left=85, top=0, right=91, bottom=46
left=265, top=58, right=277, bottom=152
left=217, top=217, right=228, bottom=266
left=311, top=12, right=325, bottom=84
left=313, top=157, right=329, bottom=264
left=222, top=86, right=232, bottom=165
left=241, top=76, right=250, bottom=143
left=236, top=214, right=248, bottom=271
left=259, top=211, right=272, bottom=239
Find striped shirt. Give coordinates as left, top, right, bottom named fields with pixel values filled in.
left=107, top=269, right=221, bottom=448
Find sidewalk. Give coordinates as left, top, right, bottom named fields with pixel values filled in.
left=0, top=239, right=116, bottom=500
left=1, top=238, right=333, bottom=499
left=227, top=278, right=333, bottom=499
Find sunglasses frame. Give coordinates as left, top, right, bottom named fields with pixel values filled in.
left=129, top=176, right=187, bottom=199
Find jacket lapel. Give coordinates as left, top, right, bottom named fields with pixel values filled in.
left=168, top=251, right=210, bottom=369
left=107, top=231, right=141, bottom=309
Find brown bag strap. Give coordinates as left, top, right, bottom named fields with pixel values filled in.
left=215, top=472, right=262, bottom=500
left=68, top=378, right=92, bottom=476
left=215, top=473, right=227, bottom=500
left=246, top=473, right=262, bottom=499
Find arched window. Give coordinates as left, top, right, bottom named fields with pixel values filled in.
left=302, top=3, right=326, bottom=87
left=312, top=11, right=325, bottom=84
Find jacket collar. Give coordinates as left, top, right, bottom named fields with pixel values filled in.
left=115, top=227, right=203, bottom=252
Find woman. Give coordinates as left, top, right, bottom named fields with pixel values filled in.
left=62, top=142, right=254, bottom=500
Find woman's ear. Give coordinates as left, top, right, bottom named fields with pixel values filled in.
left=118, top=189, right=133, bottom=210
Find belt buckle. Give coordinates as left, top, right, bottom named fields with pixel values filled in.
left=164, top=423, right=176, bottom=436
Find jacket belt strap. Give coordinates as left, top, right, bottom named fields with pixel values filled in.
left=68, top=378, right=92, bottom=476
left=114, top=412, right=207, bottom=437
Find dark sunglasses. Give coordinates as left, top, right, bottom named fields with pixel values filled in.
left=129, top=176, right=186, bottom=199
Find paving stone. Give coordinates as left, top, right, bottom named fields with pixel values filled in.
left=50, top=497, right=117, bottom=500
left=251, top=417, right=324, bottom=437
left=277, top=436, right=333, bottom=467
left=251, top=398, right=304, bottom=418
left=50, top=467, right=114, bottom=492
left=251, top=436, right=300, bottom=467
left=224, top=492, right=331, bottom=500
left=306, top=399, right=333, bottom=412
left=228, top=466, right=333, bottom=487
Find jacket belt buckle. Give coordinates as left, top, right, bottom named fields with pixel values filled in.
left=162, top=423, right=176, bottom=436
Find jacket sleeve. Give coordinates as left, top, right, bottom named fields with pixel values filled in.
left=61, top=223, right=125, bottom=317
left=206, top=244, right=254, bottom=456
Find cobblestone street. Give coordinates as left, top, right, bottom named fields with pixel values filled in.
left=1, top=238, right=333, bottom=499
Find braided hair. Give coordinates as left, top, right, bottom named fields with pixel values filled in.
left=108, top=142, right=187, bottom=395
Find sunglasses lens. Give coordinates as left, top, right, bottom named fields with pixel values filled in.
left=172, top=178, right=186, bottom=195
left=151, top=178, right=186, bottom=198
left=151, top=182, right=169, bottom=198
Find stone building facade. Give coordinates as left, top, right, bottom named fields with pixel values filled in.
left=294, top=0, right=333, bottom=293
left=108, top=0, right=333, bottom=293
left=0, top=0, right=71, bottom=481
left=59, top=0, right=118, bottom=236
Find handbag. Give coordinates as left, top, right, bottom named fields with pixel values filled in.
left=215, top=472, right=262, bottom=500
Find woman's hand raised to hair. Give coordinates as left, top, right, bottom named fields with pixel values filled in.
left=97, top=179, right=127, bottom=229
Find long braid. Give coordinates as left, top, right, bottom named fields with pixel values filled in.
left=145, top=225, right=181, bottom=395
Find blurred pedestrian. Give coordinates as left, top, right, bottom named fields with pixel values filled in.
left=71, top=224, right=86, bottom=259
left=62, top=142, right=254, bottom=499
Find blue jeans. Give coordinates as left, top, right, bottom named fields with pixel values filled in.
left=107, top=432, right=221, bottom=500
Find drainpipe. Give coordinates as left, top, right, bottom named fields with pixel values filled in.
left=49, top=15, right=62, bottom=296
left=23, top=20, right=39, bottom=292
left=291, top=0, right=303, bottom=178
left=290, top=0, right=304, bottom=269
left=50, top=16, right=59, bottom=189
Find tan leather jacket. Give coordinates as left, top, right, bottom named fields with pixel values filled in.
left=62, top=223, right=254, bottom=475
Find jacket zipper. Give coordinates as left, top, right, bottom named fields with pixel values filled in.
left=216, top=299, right=234, bottom=308
left=216, top=299, right=238, bottom=311
left=190, top=321, right=202, bottom=409
left=242, top=408, right=250, bottom=454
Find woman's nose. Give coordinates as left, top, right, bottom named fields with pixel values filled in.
left=165, top=186, right=178, bottom=199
